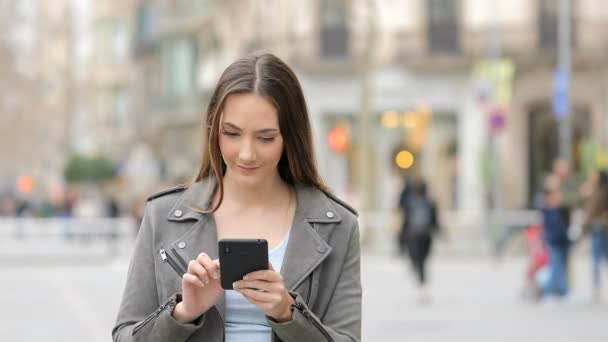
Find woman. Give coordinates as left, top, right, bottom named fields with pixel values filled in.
left=582, top=170, right=608, bottom=301
left=112, top=53, right=361, bottom=342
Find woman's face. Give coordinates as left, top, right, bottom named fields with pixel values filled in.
left=219, top=93, right=284, bottom=187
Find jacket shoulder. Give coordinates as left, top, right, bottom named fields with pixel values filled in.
left=146, top=184, right=188, bottom=202
left=323, top=190, right=358, bottom=218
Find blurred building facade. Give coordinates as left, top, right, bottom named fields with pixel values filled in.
left=2, top=0, right=608, bottom=232
left=129, top=0, right=608, bottom=230
left=0, top=0, right=143, bottom=200
left=89, top=0, right=138, bottom=159
left=0, top=0, right=75, bottom=194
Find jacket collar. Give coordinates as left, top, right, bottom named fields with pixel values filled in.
left=167, top=178, right=344, bottom=225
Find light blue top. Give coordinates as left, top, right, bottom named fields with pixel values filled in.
left=225, top=230, right=291, bottom=342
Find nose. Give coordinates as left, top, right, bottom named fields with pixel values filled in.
left=238, top=138, right=256, bottom=162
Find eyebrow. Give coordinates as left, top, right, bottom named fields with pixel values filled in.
left=222, top=122, right=279, bottom=134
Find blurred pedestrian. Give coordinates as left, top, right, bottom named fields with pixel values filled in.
left=548, top=158, right=586, bottom=213
left=580, top=170, right=608, bottom=302
left=113, top=53, right=361, bottom=342
left=540, top=176, right=572, bottom=300
left=107, top=196, right=121, bottom=218
left=398, top=178, right=439, bottom=303
left=59, top=190, right=76, bottom=241
left=397, top=174, right=416, bottom=254
left=0, top=194, right=16, bottom=216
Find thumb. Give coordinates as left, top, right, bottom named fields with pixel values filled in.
left=212, top=259, right=221, bottom=279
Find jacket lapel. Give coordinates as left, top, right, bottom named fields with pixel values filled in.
left=280, top=186, right=340, bottom=291
left=164, top=179, right=228, bottom=322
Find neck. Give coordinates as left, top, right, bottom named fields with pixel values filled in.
left=221, top=172, right=289, bottom=208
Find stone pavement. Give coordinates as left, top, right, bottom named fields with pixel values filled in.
left=1, top=246, right=606, bottom=342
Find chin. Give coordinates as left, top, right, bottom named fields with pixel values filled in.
left=228, top=168, right=263, bottom=186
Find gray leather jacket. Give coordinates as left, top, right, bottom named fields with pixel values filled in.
left=112, top=179, right=361, bottom=341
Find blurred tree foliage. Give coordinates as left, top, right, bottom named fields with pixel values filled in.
left=580, top=139, right=608, bottom=177
left=64, top=155, right=116, bottom=183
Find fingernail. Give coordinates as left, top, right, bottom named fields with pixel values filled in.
left=213, top=271, right=220, bottom=279
left=243, top=275, right=249, bottom=280
left=233, top=281, right=238, bottom=289
left=204, top=278, right=210, bottom=284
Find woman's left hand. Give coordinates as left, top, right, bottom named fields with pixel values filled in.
left=233, top=263, right=295, bottom=322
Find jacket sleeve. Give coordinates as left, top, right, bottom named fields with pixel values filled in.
left=268, top=220, right=362, bottom=342
left=112, top=203, right=206, bottom=342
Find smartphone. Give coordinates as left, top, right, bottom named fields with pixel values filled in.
left=218, top=239, right=269, bottom=290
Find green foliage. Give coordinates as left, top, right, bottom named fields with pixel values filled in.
left=64, top=155, right=116, bottom=183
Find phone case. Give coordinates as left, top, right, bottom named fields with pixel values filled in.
left=218, top=239, right=269, bottom=290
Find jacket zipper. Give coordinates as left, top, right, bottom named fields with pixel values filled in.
left=132, top=297, right=176, bottom=335
left=170, top=247, right=189, bottom=270
left=293, top=302, right=333, bottom=342
left=306, top=275, right=313, bottom=304
left=160, top=248, right=186, bottom=276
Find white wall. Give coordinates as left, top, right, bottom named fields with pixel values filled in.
left=464, top=0, right=530, bottom=30
left=580, top=0, right=608, bottom=20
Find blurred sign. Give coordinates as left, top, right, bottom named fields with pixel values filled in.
left=474, top=59, right=515, bottom=107
left=553, top=67, right=569, bottom=120
left=474, top=59, right=514, bottom=136
left=489, top=106, right=506, bottom=135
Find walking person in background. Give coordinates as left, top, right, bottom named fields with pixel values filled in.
left=580, top=170, right=608, bottom=302
left=112, top=53, right=361, bottom=342
left=540, top=176, right=572, bottom=301
left=551, top=159, right=584, bottom=209
left=397, top=174, right=416, bottom=255
left=398, top=177, right=439, bottom=303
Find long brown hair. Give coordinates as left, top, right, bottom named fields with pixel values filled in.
left=194, top=53, right=328, bottom=213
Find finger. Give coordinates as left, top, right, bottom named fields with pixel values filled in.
left=183, top=272, right=205, bottom=288
left=196, top=253, right=219, bottom=279
left=244, top=269, right=283, bottom=282
left=212, top=259, right=221, bottom=279
left=188, top=260, right=210, bottom=285
left=238, top=288, right=282, bottom=303
left=234, top=279, right=282, bottom=292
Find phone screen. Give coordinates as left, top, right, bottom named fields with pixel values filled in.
left=218, top=239, right=269, bottom=289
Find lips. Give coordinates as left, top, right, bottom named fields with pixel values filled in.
left=237, top=165, right=259, bottom=173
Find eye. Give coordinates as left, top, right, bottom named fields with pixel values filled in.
left=222, top=131, right=239, bottom=137
left=258, top=137, right=275, bottom=143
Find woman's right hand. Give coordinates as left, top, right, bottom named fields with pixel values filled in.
left=172, top=253, right=223, bottom=324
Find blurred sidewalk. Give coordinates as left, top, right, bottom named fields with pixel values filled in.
left=0, top=250, right=606, bottom=341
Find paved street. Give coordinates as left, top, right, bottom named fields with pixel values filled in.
left=363, top=253, right=607, bottom=342
left=0, top=243, right=606, bottom=342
